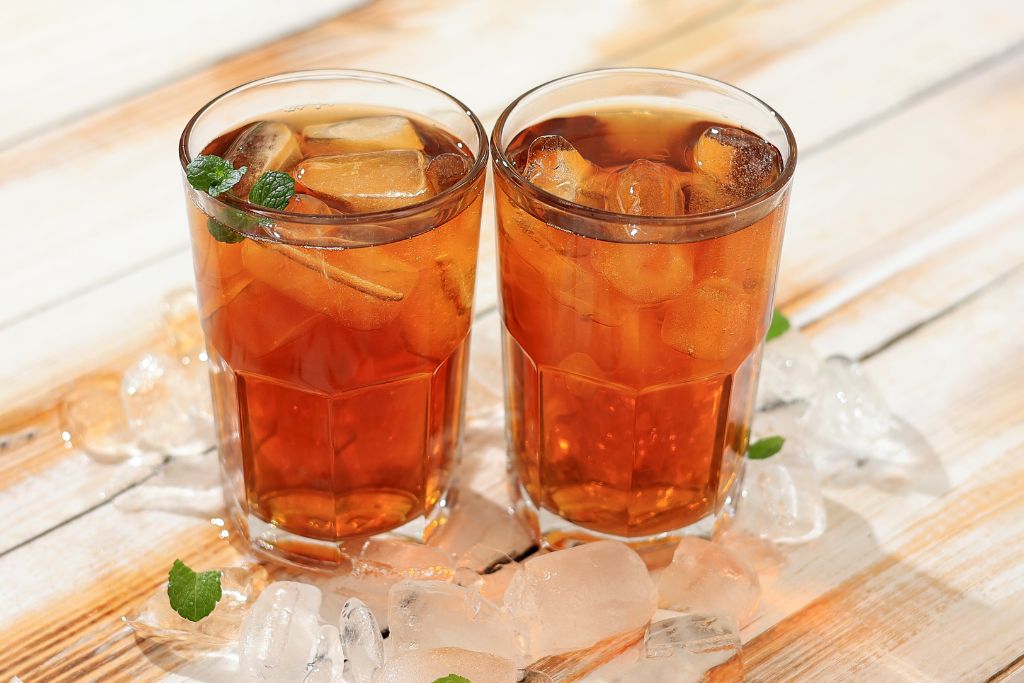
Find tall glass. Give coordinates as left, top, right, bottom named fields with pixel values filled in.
left=491, top=69, right=796, bottom=548
left=179, top=71, right=487, bottom=565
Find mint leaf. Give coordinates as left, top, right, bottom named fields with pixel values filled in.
left=748, top=435, right=785, bottom=460
left=207, top=217, right=245, bottom=244
left=431, top=676, right=470, bottom=683
left=766, top=310, right=791, bottom=342
left=248, top=171, right=295, bottom=209
left=167, top=559, right=222, bottom=622
left=185, top=154, right=246, bottom=197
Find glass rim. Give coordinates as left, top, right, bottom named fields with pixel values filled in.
left=178, top=68, right=489, bottom=226
left=490, top=67, right=798, bottom=227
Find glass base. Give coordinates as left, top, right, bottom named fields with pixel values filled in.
left=231, top=496, right=450, bottom=570
left=514, top=481, right=737, bottom=569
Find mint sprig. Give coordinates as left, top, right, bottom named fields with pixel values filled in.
left=185, top=155, right=246, bottom=197
left=431, top=676, right=471, bottom=683
left=248, top=171, right=295, bottom=209
left=766, top=310, right=791, bottom=342
left=748, top=435, right=785, bottom=460
left=167, top=559, right=222, bottom=622
left=207, top=218, right=246, bottom=244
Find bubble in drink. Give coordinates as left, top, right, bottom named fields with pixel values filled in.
left=692, top=125, right=781, bottom=196
left=523, top=135, right=607, bottom=208
left=121, top=352, right=214, bottom=456
left=388, top=580, right=517, bottom=662
left=125, top=564, right=269, bottom=649
left=301, top=115, right=424, bottom=156
left=660, top=277, right=755, bottom=361
left=292, top=149, right=431, bottom=212
left=59, top=373, right=143, bottom=463
left=304, top=624, right=346, bottom=683
left=607, top=158, right=686, bottom=216
left=504, top=541, right=657, bottom=661
left=340, top=597, right=385, bottom=683
left=224, top=121, right=303, bottom=197
left=378, top=647, right=516, bottom=683
left=426, top=152, right=471, bottom=193
left=657, top=537, right=760, bottom=625
left=238, top=581, right=322, bottom=681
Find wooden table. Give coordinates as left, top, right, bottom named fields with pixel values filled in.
left=2, top=1, right=1023, bottom=680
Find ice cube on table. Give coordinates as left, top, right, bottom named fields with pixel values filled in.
left=378, top=647, right=516, bottom=683
left=293, top=149, right=431, bottom=212
left=607, top=158, right=686, bottom=216
left=756, top=327, right=823, bottom=411
left=125, top=564, right=269, bottom=649
left=803, top=356, right=894, bottom=453
left=304, top=624, right=346, bottom=683
left=691, top=125, right=781, bottom=196
left=114, top=448, right=223, bottom=517
left=643, top=614, right=742, bottom=681
left=425, top=488, right=535, bottom=572
left=224, top=121, right=303, bottom=197
left=59, top=373, right=143, bottom=463
left=162, top=287, right=205, bottom=360
left=426, top=152, right=471, bottom=193
left=121, top=353, right=214, bottom=456
left=340, top=597, right=384, bottom=683
left=660, top=277, right=755, bottom=361
left=656, top=538, right=760, bottom=625
left=523, top=134, right=607, bottom=208
left=388, top=580, right=516, bottom=662
left=322, top=539, right=456, bottom=628
left=505, top=541, right=657, bottom=661
left=239, top=581, right=323, bottom=682
left=301, top=115, right=424, bottom=156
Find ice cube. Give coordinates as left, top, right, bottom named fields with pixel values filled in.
left=340, top=597, right=384, bottom=683
left=400, top=252, right=473, bottom=359
left=523, top=135, right=606, bottom=209
left=426, top=152, right=471, bottom=193
left=59, top=373, right=144, bottom=463
left=115, top=448, right=223, bottom=516
left=121, top=353, right=215, bottom=456
left=692, top=125, right=781, bottom=196
left=644, top=614, right=742, bottom=680
left=304, top=624, right=346, bottom=683
left=322, top=540, right=456, bottom=628
left=239, top=581, right=323, bottom=682
left=162, top=287, right=206, bottom=360
left=607, top=159, right=686, bottom=216
left=657, top=538, right=760, bottom=625
left=125, top=564, right=269, bottom=649
left=756, top=327, right=823, bottom=411
left=660, top=277, right=755, bottom=361
left=378, top=647, right=516, bottom=683
left=684, top=172, right=740, bottom=214
left=803, top=356, right=893, bottom=451
left=388, top=580, right=516, bottom=662
left=590, top=241, right=694, bottom=304
left=425, top=488, right=535, bottom=572
left=505, top=541, right=657, bottom=661
left=285, top=193, right=337, bottom=215
left=241, top=240, right=418, bottom=330
left=293, top=150, right=431, bottom=213
left=301, top=115, right=424, bottom=156
left=225, top=121, right=303, bottom=197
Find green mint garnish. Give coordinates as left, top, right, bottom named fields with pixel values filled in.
left=185, top=154, right=246, bottom=197
left=248, top=171, right=295, bottom=209
left=431, top=676, right=470, bottom=683
left=766, top=310, right=791, bottom=342
left=748, top=435, right=785, bottom=460
left=167, top=559, right=222, bottom=622
left=207, top=217, right=246, bottom=244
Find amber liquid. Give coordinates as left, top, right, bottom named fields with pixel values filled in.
left=498, top=110, right=787, bottom=538
left=187, top=106, right=481, bottom=544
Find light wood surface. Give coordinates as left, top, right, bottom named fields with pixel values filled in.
left=1, top=0, right=1023, bottom=681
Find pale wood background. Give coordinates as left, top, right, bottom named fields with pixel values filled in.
left=1, top=0, right=1023, bottom=681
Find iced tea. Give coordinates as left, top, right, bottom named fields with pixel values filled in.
left=180, top=73, right=486, bottom=560
left=492, top=71, right=795, bottom=542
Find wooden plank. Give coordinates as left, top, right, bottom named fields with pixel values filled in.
left=0, top=0, right=364, bottom=148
